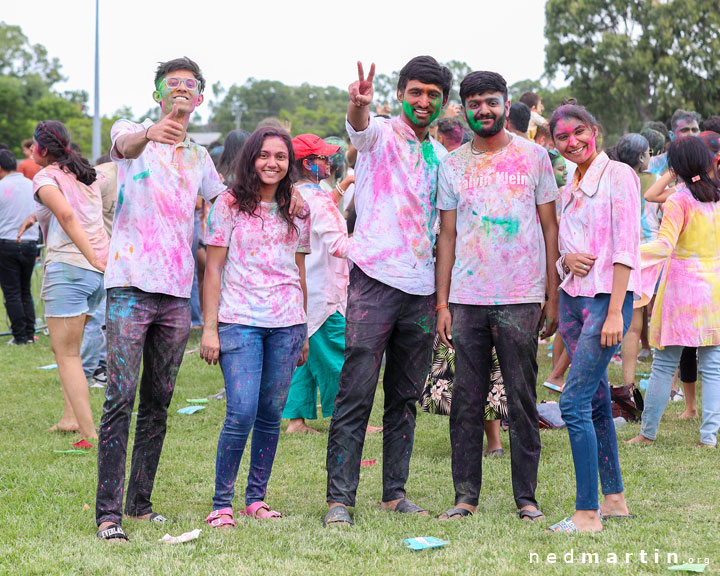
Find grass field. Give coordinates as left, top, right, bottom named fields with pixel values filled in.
left=0, top=328, right=717, bottom=576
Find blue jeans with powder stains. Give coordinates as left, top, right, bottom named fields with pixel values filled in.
left=213, top=322, right=306, bottom=510
left=558, top=291, right=633, bottom=511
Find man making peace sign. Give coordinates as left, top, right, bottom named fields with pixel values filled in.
left=324, top=56, right=452, bottom=527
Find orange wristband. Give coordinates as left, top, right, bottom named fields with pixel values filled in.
left=435, top=304, right=449, bottom=311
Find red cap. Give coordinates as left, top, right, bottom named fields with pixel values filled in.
left=292, top=134, right=340, bottom=160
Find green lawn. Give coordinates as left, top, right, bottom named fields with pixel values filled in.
left=0, top=330, right=717, bottom=576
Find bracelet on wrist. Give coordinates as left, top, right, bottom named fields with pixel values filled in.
left=335, top=182, right=346, bottom=196
left=435, top=304, right=449, bottom=311
left=144, top=126, right=151, bottom=141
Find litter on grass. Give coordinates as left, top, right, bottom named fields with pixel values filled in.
left=72, top=439, right=94, bottom=448
left=360, top=459, right=377, bottom=467
left=53, top=449, right=88, bottom=454
left=177, top=405, right=205, bottom=415
left=404, top=537, right=449, bottom=551
left=668, top=564, right=707, bottom=573
left=37, top=364, right=58, bottom=370
left=159, top=529, right=201, bottom=544
left=186, top=398, right=209, bottom=404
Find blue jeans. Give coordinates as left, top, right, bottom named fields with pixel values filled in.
left=81, top=292, right=107, bottom=378
left=641, top=345, right=720, bottom=446
left=558, top=291, right=633, bottom=510
left=213, top=323, right=306, bottom=510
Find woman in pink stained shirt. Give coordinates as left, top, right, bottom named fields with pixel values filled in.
left=548, top=104, right=641, bottom=533
left=627, top=136, right=720, bottom=448
left=200, top=126, right=310, bottom=527
left=28, top=121, right=109, bottom=441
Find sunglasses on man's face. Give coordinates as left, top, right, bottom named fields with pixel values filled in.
left=164, top=77, right=200, bottom=91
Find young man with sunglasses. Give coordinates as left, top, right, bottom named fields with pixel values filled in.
left=95, top=57, right=226, bottom=542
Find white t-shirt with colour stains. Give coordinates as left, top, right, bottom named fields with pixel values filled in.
left=205, top=190, right=311, bottom=328
left=106, top=119, right=225, bottom=298
left=438, top=135, right=558, bottom=305
left=346, top=116, right=447, bottom=296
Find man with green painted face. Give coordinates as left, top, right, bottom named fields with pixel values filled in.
left=324, top=56, right=452, bottom=527
left=435, top=71, right=561, bottom=522
left=95, top=57, right=227, bottom=542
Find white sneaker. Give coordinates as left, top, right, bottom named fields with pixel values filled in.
left=88, top=379, right=105, bottom=389
left=670, top=389, right=685, bottom=402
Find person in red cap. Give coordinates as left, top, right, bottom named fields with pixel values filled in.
left=282, top=134, right=350, bottom=434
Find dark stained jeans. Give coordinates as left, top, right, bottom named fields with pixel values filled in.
left=449, top=303, right=543, bottom=510
left=95, top=287, right=190, bottom=526
left=326, top=266, right=435, bottom=506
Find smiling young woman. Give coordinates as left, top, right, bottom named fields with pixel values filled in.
left=201, top=126, right=311, bottom=527
left=548, top=104, right=642, bottom=534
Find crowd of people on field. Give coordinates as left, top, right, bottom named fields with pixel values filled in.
left=1, top=55, right=719, bottom=541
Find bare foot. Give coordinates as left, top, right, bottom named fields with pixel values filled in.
left=546, top=376, right=564, bottom=387
left=366, top=425, right=383, bottom=434
left=626, top=434, right=654, bottom=445
left=569, top=510, right=603, bottom=532
left=599, top=494, right=630, bottom=517
left=698, top=442, right=717, bottom=449
left=48, top=421, right=79, bottom=433
left=679, top=410, right=698, bottom=419
left=286, top=419, right=320, bottom=434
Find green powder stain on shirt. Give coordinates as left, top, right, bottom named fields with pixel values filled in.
left=133, top=169, right=150, bottom=181
left=481, top=216, right=519, bottom=236
left=118, top=184, right=125, bottom=206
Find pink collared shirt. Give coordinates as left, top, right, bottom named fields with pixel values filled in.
left=557, top=152, right=641, bottom=298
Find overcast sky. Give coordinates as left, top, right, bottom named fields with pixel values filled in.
left=4, top=0, right=549, bottom=122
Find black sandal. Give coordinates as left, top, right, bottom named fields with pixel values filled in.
left=438, top=507, right=474, bottom=520
left=518, top=508, right=545, bottom=521
left=97, top=523, right=129, bottom=541
left=392, top=498, right=427, bottom=514
left=323, top=505, right=354, bottom=527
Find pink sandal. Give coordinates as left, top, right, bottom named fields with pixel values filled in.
left=205, top=507, right=235, bottom=528
left=239, top=501, right=282, bottom=519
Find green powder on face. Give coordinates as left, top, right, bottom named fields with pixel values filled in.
left=466, top=109, right=483, bottom=132
left=403, top=98, right=442, bottom=126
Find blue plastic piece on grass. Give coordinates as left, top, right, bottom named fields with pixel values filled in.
left=37, top=364, right=58, bottom=370
left=404, top=537, right=449, bottom=551
left=177, top=405, right=206, bottom=415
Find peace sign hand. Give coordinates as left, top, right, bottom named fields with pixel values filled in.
left=349, top=61, right=375, bottom=108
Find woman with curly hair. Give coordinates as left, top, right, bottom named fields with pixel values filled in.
left=201, top=126, right=311, bottom=526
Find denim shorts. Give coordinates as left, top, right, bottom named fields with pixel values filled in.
left=42, top=261, right=105, bottom=318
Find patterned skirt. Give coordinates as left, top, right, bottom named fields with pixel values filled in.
left=421, top=334, right=508, bottom=420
